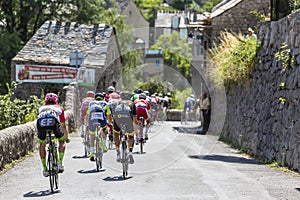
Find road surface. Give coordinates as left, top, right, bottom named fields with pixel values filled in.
left=0, top=121, right=300, bottom=199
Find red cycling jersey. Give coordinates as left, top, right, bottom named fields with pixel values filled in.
left=80, top=97, right=94, bottom=118
left=134, top=99, right=151, bottom=120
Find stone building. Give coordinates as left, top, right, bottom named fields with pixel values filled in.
left=106, top=0, right=149, bottom=49
left=11, top=20, right=122, bottom=100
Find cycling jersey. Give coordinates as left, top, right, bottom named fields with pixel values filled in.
left=87, top=101, right=111, bottom=132
left=36, top=105, right=65, bottom=142
left=80, top=97, right=94, bottom=118
left=134, top=99, right=151, bottom=120
left=112, top=100, right=136, bottom=136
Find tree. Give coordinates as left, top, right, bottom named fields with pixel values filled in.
left=0, top=0, right=144, bottom=94
left=150, top=31, right=192, bottom=78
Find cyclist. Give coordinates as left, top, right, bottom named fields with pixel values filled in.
left=134, top=93, right=151, bottom=142
left=105, top=86, right=120, bottom=102
left=36, top=93, right=69, bottom=177
left=131, top=88, right=143, bottom=102
left=111, top=91, right=137, bottom=164
left=80, top=91, right=95, bottom=137
left=149, top=94, right=158, bottom=123
left=184, top=94, right=196, bottom=112
left=86, top=93, right=112, bottom=161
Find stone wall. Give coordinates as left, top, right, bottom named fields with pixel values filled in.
left=222, top=10, right=300, bottom=171
left=211, top=0, right=270, bottom=44
left=0, top=84, right=77, bottom=170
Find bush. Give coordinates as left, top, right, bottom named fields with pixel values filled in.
left=0, top=82, right=43, bottom=130
left=209, top=31, right=259, bottom=88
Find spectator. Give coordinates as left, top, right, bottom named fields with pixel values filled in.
left=200, top=92, right=211, bottom=134
left=246, top=27, right=257, bottom=40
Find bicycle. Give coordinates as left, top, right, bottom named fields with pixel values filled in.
left=94, top=123, right=103, bottom=171
left=82, top=125, right=90, bottom=157
left=119, top=124, right=129, bottom=179
left=45, top=130, right=59, bottom=193
left=137, top=115, right=146, bottom=154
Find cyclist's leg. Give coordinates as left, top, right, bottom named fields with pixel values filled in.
left=126, top=121, right=135, bottom=164
left=88, top=120, right=97, bottom=161
left=144, top=109, right=151, bottom=140
left=113, top=119, right=121, bottom=150
left=54, top=123, right=66, bottom=172
left=112, top=121, right=121, bottom=162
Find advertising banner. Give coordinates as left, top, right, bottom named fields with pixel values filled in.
left=16, top=64, right=95, bottom=86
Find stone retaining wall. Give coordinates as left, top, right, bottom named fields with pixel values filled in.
left=0, top=85, right=76, bottom=170
left=222, top=10, right=300, bottom=172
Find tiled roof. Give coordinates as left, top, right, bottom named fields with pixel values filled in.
left=210, top=0, right=243, bottom=18
left=12, top=21, right=115, bottom=68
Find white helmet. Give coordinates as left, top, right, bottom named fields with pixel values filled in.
left=107, top=86, right=115, bottom=92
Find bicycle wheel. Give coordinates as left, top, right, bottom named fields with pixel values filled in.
left=53, top=150, right=59, bottom=189
left=84, top=127, right=90, bottom=157
left=47, top=146, right=58, bottom=192
left=47, top=150, right=54, bottom=192
left=121, top=140, right=128, bottom=179
left=95, top=135, right=102, bottom=171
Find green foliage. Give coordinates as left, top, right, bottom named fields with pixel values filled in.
left=275, top=43, right=295, bottom=71
left=150, top=31, right=192, bottom=78
left=201, top=0, right=223, bottom=12
left=279, top=97, right=286, bottom=105
left=209, top=31, right=259, bottom=87
left=0, top=82, right=43, bottom=130
left=289, top=0, right=300, bottom=12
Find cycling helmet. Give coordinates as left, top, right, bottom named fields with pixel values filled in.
left=120, top=91, right=132, bottom=100
left=45, top=93, right=58, bottom=104
left=139, top=93, right=147, bottom=100
left=158, top=93, right=163, bottom=97
left=95, top=93, right=104, bottom=100
left=144, top=90, right=150, bottom=96
left=136, top=89, right=143, bottom=94
left=86, top=91, right=95, bottom=98
left=107, top=86, right=115, bottom=93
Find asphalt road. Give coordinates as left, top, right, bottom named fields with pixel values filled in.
left=0, top=121, right=300, bottom=200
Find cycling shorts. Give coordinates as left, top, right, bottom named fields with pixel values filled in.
left=136, top=107, right=150, bottom=121
left=36, top=117, right=64, bottom=143
left=88, top=111, right=107, bottom=134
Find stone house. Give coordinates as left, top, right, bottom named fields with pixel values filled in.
left=106, top=0, right=149, bottom=49
left=11, top=20, right=122, bottom=101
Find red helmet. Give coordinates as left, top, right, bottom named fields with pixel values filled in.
left=45, top=93, right=58, bottom=104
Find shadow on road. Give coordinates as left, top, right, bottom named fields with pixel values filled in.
left=77, top=168, right=106, bottom=174
left=72, top=155, right=88, bottom=159
left=103, top=176, right=133, bottom=181
left=188, top=154, right=260, bottom=165
left=23, top=189, right=60, bottom=197
left=173, top=126, right=206, bottom=135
